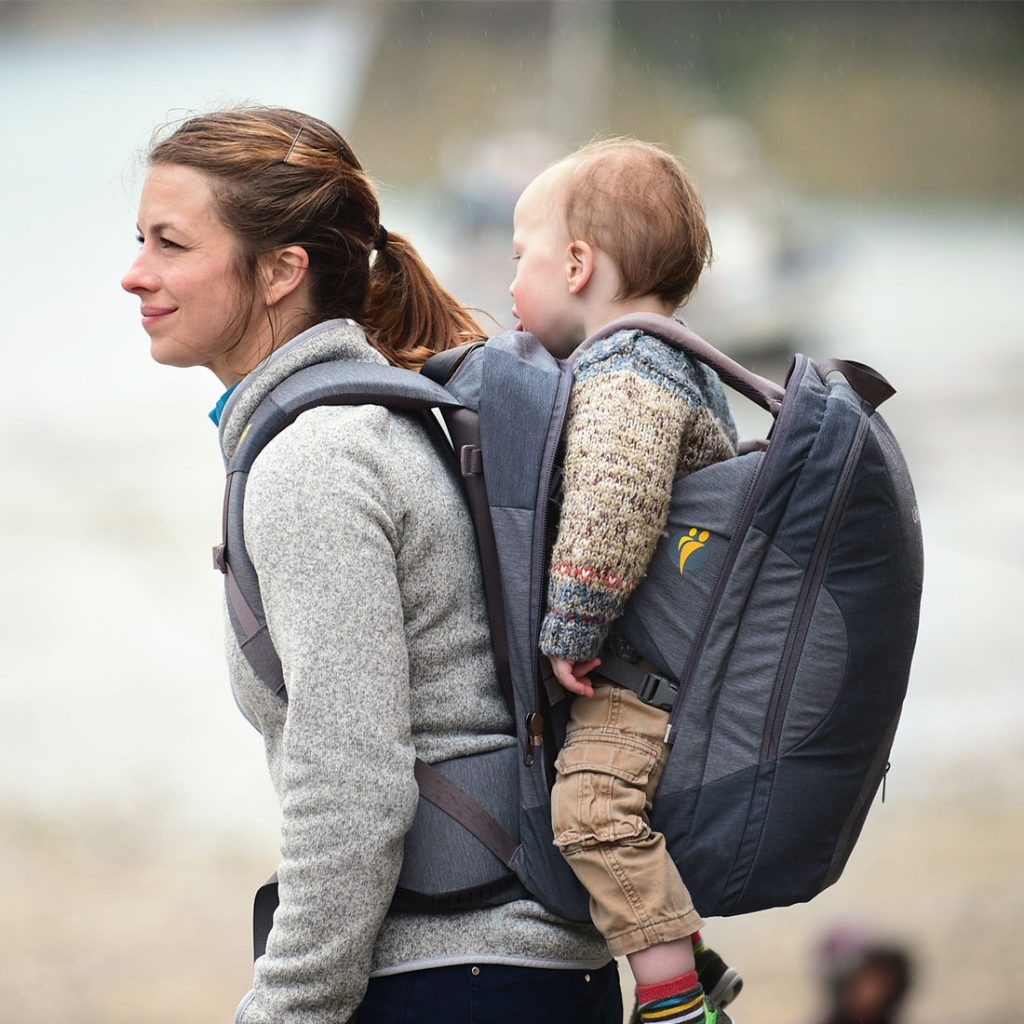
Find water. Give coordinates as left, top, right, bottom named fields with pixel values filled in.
left=2, top=15, right=1022, bottom=845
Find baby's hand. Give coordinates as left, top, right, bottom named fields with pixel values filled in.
left=548, top=656, right=602, bottom=698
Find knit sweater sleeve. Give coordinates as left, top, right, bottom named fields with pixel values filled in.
left=237, top=407, right=419, bottom=1024
left=539, top=332, right=736, bottom=662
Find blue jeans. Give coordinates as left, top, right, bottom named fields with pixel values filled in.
left=352, top=960, right=622, bottom=1023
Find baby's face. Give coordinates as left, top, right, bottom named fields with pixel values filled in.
left=509, top=167, right=581, bottom=359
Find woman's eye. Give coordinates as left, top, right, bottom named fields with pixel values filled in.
left=135, top=233, right=144, bottom=246
left=159, top=236, right=182, bottom=250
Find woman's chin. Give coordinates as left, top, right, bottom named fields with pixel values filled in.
left=150, top=338, right=202, bottom=370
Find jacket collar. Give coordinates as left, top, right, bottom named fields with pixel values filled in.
left=218, top=319, right=388, bottom=463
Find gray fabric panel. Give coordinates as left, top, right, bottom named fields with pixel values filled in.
left=870, top=414, right=924, bottom=590
left=778, top=585, right=848, bottom=754
left=489, top=506, right=549, bottom=809
left=489, top=506, right=538, bottom=685
left=397, top=746, right=520, bottom=894
left=656, top=535, right=803, bottom=796
left=515, top=805, right=592, bottom=923
left=822, top=711, right=900, bottom=889
left=772, top=381, right=862, bottom=567
left=619, top=453, right=763, bottom=679
left=444, top=345, right=484, bottom=410
left=701, top=540, right=806, bottom=784
left=480, top=345, right=560, bottom=509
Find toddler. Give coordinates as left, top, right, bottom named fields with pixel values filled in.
left=509, top=139, right=741, bottom=1023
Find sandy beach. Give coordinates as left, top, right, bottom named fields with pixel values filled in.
left=4, top=795, right=1021, bottom=1023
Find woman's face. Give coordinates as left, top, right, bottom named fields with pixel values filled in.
left=122, top=164, right=257, bottom=384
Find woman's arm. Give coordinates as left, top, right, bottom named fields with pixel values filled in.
left=238, top=406, right=419, bottom=1024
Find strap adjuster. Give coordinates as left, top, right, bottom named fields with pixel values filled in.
left=212, top=544, right=227, bottom=574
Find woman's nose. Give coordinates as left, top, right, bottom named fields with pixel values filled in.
left=121, top=251, right=156, bottom=295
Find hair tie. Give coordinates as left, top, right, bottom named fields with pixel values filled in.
left=282, top=128, right=303, bottom=165
left=375, top=225, right=389, bottom=252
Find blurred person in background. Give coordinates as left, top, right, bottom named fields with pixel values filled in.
left=121, top=105, right=619, bottom=1024
left=812, top=925, right=914, bottom=1024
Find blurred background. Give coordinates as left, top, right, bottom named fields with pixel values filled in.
left=0, top=2, right=1021, bottom=1021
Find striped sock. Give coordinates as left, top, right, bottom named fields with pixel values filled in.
left=691, top=931, right=707, bottom=955
left=637, top=972, right=708, bottom=1023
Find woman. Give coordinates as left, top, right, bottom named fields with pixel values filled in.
left=121, top=107, right=617, bottom=1024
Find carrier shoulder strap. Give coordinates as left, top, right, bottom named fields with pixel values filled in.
left=588, top=312, right=895, bottom=411
left=583, top=312, right=786, bottom=413
left=421, top=340, right=485, bottom=386
left=215, top=361, right=521, bottom=911
left=213, top=361, right=463, bottom=697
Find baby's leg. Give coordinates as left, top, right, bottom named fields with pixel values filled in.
left=551, top=685, right=703, bottom=952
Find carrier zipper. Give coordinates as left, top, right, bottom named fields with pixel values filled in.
left=525, top=361, right=575, bottom=766
left=762, top=410, right=870, bottom=762
left=666, top=355, right=806, bottom=744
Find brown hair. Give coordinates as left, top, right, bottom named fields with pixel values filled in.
left=555, top=138, right=711, bottom=307
left=148, top=107, right=483, bottom=368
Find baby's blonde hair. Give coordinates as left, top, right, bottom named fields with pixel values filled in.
left=555, top=138, right=711, bottom=307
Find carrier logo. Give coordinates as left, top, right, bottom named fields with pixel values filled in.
left=676, top=528, right=712, bottom=574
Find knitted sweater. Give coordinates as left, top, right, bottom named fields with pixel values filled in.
left=538, top=328, right=738, bottom=662
left=218, top=321, right=609, bottom=1024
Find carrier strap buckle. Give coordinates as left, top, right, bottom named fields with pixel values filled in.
left=597, top=653, right=679, bottom=713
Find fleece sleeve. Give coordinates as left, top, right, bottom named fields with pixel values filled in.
left=237, top=408, right=419, bottom=1024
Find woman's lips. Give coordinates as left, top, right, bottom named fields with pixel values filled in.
left=141, top=306, right=176, bottom=328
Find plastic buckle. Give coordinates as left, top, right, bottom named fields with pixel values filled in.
left=637, top=671, right=678, bottom=712
left=212, top=544, right=227, bottom=574
left=460, top=445, right=483, bottom=476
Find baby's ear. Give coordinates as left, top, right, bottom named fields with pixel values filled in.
left=566, top=240, right=595, bottom=294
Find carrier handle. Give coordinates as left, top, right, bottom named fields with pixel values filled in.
left=817, top=358, right=896, bottom=409
left=579, top=312, right=786, bottom=415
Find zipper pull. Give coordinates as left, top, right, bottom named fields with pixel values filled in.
left=882, top=761, right=891, bottom=803
left=524, top=712, right=544, bottom=766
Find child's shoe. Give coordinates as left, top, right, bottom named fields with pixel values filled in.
left=694, top=944, right=743, bottom=1008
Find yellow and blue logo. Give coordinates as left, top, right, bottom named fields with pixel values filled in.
left=676, top=527, right=712, bottom=574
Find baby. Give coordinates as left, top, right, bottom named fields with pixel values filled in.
left=510, top=139, right=741, bottom=1024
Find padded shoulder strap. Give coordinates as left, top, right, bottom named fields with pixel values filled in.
left=227, top=361, right=461, bottom=475
left=421, top=341, right=485, bottom=387
left=582, top=312, right=786, bottom=414
left=215, top=361, right=464, bottom=697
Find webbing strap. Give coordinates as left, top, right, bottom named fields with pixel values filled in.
left=225, top=562, right=262, bottom=640
left=413, top=758, right=519, bottom=867
left=597, top=654, right=680, bottom=714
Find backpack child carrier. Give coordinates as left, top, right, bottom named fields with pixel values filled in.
left=215, top=314, right=922, bottom=951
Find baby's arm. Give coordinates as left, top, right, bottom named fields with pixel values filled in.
left=540, top=338, right=696, bottom=685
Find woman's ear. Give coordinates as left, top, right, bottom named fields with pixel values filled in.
left=566, top=240, right=595, bottom=295
left=260, top=245, right=310, bottom=306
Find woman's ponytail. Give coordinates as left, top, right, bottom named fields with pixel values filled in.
left=362, top=230, right=485, bottom=370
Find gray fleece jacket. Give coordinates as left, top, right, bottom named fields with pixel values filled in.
left=219, top=320, right=609, bottom=1024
